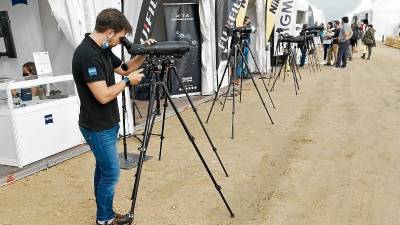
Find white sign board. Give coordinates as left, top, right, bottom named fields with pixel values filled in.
left=33, top=52, right=53, bottom=75
left=274, top=0, right=298, bottom=56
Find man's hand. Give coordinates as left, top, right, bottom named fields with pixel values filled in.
left=115, top=40, right=157, bottom=77
left=144, top=39, right=157, bottom=45
left=127, top=68, right=144, bottom=85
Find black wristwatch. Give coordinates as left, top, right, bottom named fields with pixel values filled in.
left=123, top=76, right=131, bottom=86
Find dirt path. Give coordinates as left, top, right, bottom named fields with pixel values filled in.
left=1, top=44, right=400, bottom=225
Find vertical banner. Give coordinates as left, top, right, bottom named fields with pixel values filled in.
left=236, top=0, right=249, bottom=27
left=216, top=0, right=244, bottom=69
left=265, top=0, right=276, bottom=42
left=134, top=0, right=162, bottom=44
left=164, top=3, right=202, bottom=96
left=215, top=0, right=230, bottom=68
left=273, top=0, right=297, bottom=55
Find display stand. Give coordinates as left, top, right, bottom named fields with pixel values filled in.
left=0, top=75, right=83, bottom=168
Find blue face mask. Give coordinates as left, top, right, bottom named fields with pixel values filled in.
left=102, top=41, right=110, bottom=49
left=102, top=33, right=114, bottom=49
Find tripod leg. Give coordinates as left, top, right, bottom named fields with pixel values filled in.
left=128, top=87, right=143, bottom=144
left=294, top=56, right=302, bottom=80
left=159, top=82, right=235, bottom=217
left=130, top=87, right=137, bottom=127
left=244, top=41, right=276, bottom=109
left=121, top=89, right=128, bottom=160
left=232, top=81, right=236, bottom=139
left=206, top=50, right=234, bottom=123
left=221, top=70, right=233, bottom=112
left=129, top=86, right=143, bottom=119
left=231, top=49, right=237, bottom=139
left=270, top=61, right=285, bottom=92
left=134, top=100, right=143, bottom=118
left=128, top=78, right=158, bottom=223
left=237, top=46, right=274, bottom=124
left=238, top=42, right=245, bottom=103
left=239, top=69, right=244, bottom=103
left=268, top=55, right=278, bottom=86
left=289, top=53, right=300, bottom=91
left=289, top=55, right=299, bottom=95
left=170, top=67, right=229, bottom=177
left=158, top=96, right=168, bottom=161
left=283, top=58, right=287, bottom=82
left=312, top=45, right=322, bottom=71
left=292, top=48, right=302, bottom=81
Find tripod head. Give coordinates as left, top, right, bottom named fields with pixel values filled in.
left=141, top=55, right=177, bottom=75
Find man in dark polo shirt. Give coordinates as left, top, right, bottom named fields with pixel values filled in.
left=72, top=8, right=155, bottom=225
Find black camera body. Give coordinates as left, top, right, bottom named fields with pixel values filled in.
left=225, top=25, right=256, bottom=38
left=306, top=26, right=324, bottom=32
left=231, top=25, right=256, bottom=34
left=306, top=30, right=320, bottom=36
left=279, top=34, right=313, bottom=44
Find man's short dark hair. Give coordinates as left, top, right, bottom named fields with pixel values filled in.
left=95, top=8, right=132, bottom=34
left=334, top=20, right=340, bottom=26
left=342, top=16, right=349, bottom=23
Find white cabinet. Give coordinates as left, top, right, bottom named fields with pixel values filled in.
left=0, top=75, right=83, bottom=167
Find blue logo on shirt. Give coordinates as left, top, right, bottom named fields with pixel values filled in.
left=88, top=67, right=98, bottom=77
left=11, top=0, right=28, bottom=6
left=44, top=114, right=53, bottom=125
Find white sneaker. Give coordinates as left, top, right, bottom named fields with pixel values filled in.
left=332, top=67, right=341, bottom=70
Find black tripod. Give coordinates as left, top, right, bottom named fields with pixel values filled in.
left=126, top=57, right=234, bottom=224
left=305, top=36, right=322, bottom=73
left=119, top=47, right=144, bottom=169
left=238, top=37, right=276, bottom=108
left=270, top=40, right=302, bottom=95
left=206, top=31, right=275, bottom=139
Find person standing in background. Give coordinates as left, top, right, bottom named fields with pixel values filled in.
left=325, top=20, right=340, bottom=66
left=299, top=24, right=308, bottom=68
left=322, top=22, right=334, bottom=64
left=236, top=16, right=252, bottom=81
left=334, top=17, right=353, bottom=69
left=11, top=62, right=39, bottom=98
left=349, top=23, right=360, bottom=61
left=361, top=24, right=376, bottom=60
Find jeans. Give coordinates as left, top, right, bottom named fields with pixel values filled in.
left=348, top=44, right=353, bottom=59
left=336, top=41, right=350, bottom=68
left=327, top=44, right=338, bottom=65
left=323, top=44, right=330, bottom=60
left=236, top=44, right=250, bottom=79
left=364, top=45, right=373, bottom=58
left=300, top=48, right=307, bottom=67
left=80, top=125, right=120, bottom=221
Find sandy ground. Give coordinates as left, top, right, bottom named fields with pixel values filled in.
left=1, top=44, right=400, bottom=225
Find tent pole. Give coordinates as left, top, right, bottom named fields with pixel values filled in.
left=119, top=0, right=138, bottom=170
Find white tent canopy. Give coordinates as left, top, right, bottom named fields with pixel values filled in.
left=296, top=0, right=310, bottom=12
left=294, top=0, right=326, bottom=26
left=347, top=0, right=374, bottom=19
left=309, top=4, right=325, bottom=25
left=47, top=0, right=121, bottom=48
left=349, top=0, right=400, bottom=39
left=371, top=0, right=400, bottom=38
left=350, top=0, right=374, bottom=15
